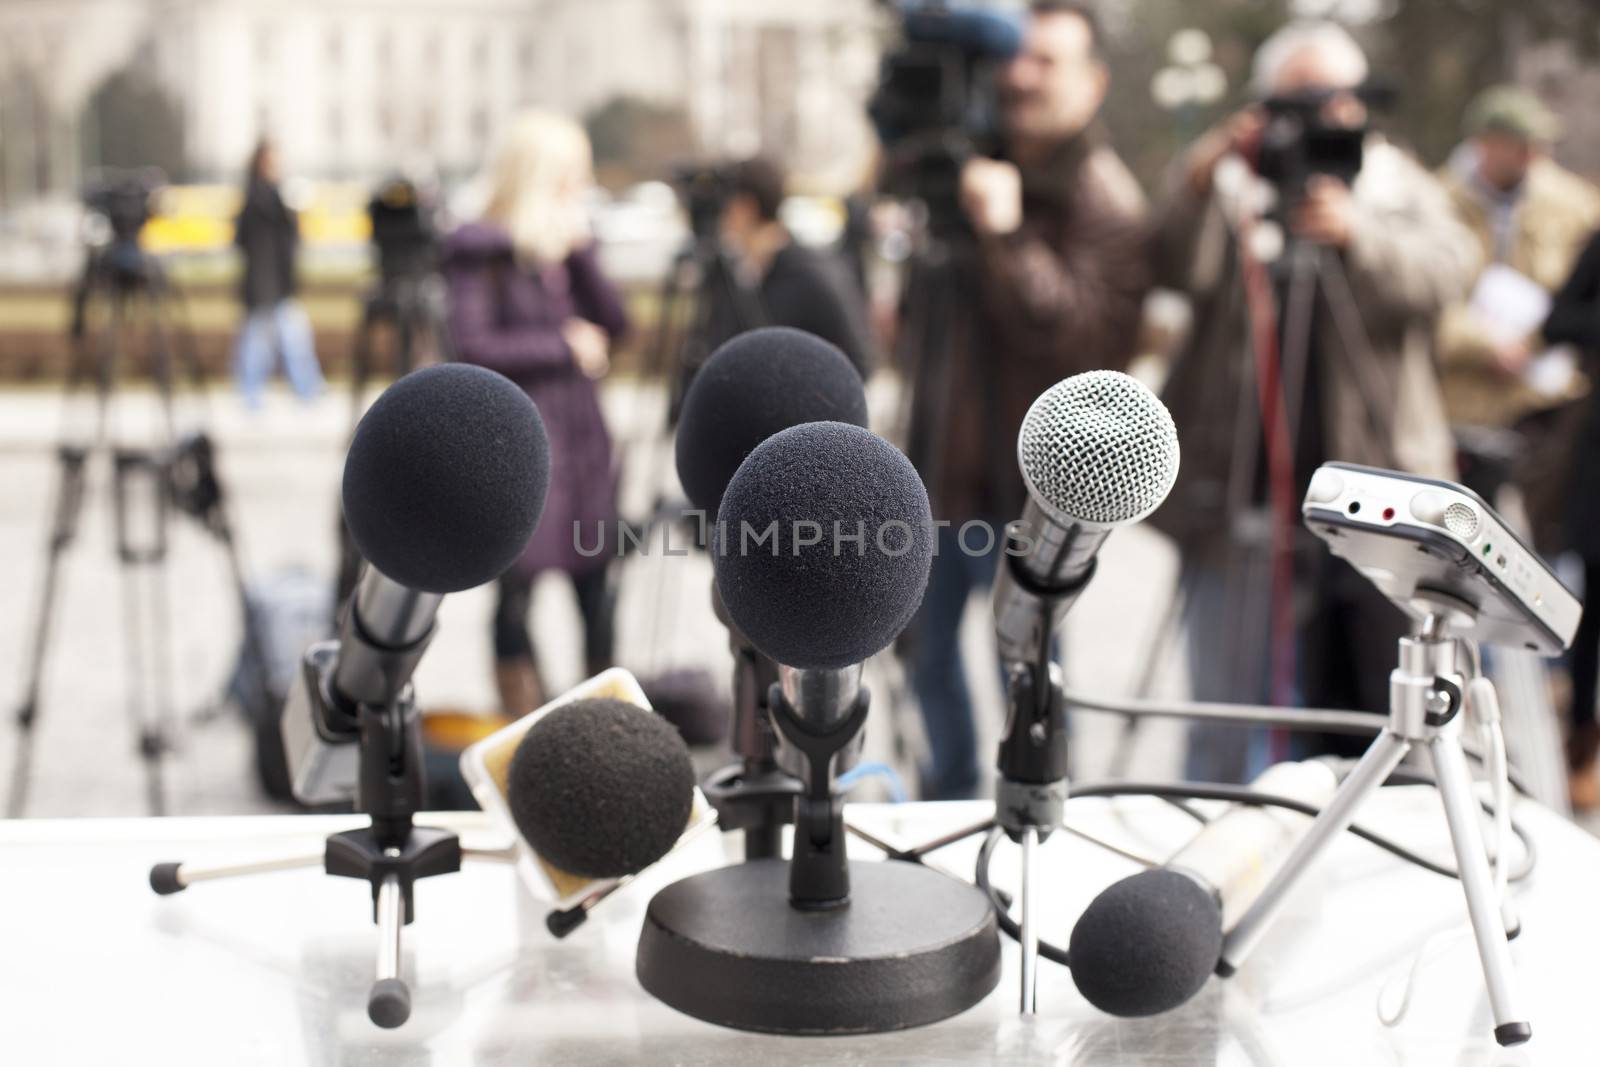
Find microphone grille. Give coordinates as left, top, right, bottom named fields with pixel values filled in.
left=1018, top=371, right=1180, bottom=527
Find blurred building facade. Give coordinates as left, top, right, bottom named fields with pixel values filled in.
left=0, top=0, right=880, bottom=203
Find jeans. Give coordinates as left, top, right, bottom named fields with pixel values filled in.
left=1181, top=549, right=1405, bottom=783
left=909, top=520, right=1006, bottom=800
left=235, top=300, right=323, bottom=407
left=1181, top=558, right=1277, bottom=783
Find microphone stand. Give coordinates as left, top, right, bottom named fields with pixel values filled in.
left=635, top=664, right=1001, bottom=1034
left=886, top=548, right=1093, bottom=1016
left=147, top=609, right=513, bottom=1030
left=699, top=582, right=801, bottom=861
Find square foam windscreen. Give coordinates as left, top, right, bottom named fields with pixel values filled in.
left=459, top=667, right=716, bottom=905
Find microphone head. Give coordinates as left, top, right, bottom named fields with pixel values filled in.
left=342, top=364, right=550, bottom=593
left=505, top=698, right=695, bottom=880
left=1018, top=370, right=1179, bottom=528
left=1068, top=869, right=1223, bottom=1017
left=713, top=421, right=932, bottom=669
left=674, top=327, right=868, bottom=516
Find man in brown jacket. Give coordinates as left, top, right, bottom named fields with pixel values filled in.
left=902, top=1, right=1149, bottom=799
left=1150, top=21, right=1481, bottom=781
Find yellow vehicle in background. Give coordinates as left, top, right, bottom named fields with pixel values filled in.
left=141, top=182, right=373, bottom=255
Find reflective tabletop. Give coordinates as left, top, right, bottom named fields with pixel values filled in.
left=0, top=792, right=1592, bottom=1066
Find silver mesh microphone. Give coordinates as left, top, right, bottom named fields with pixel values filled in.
left=994, top=371, right=1180, bottom=663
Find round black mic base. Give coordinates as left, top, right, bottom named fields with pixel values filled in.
left=636, top=859, right=1001, bottom=1035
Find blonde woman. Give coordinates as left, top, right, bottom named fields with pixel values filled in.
left=443, top=110, right=628, bottom=716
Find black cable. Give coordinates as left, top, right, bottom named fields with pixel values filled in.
left=1065, top=780, right=1535, bottom=883
left=1158, top=795, right=1211, bottom=824
left=973, top=777, right=1538, bottom=970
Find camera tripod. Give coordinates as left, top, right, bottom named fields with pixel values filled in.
left=149, top=657, right=513, bottom=1029
left=347, top=272, right=452, bottom=428
left=1110, top=227, right=1397, bottom=779
left=1216, top=591, right=1529, bottom=1046
left=335, top=272, right=455, bottom=606
left=10, top=241, right=262, bottom=818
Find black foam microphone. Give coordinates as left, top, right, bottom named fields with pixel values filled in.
left=636, top=422, right=1002, bottom=1035
left=1068, top=760, right=1339, bottom=1016
left=674, top=328, right=870, bottom=858
left=283, top=363, right=550, bottom=804
left=713, top=420, right=932, bottom=671
left=505, top=698, right=696, bottom=880
left=714, top=420, right=932, bottom=903
left=675, top=326, right=869, bottom=517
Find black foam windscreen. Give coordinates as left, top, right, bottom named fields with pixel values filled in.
left=712, top=421, right=932, bottom=669
left=674, top=327, right=868, bottom=516
left=1068, top=869, right=1224, bottom=1017
left=342, top=364, right=550, bottom=593
left=505, top=698, right=695, bottom=880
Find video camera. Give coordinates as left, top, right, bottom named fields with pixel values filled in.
left=1255, top=82, right=1395, bottom=199
left=82, top=167, right=165, bottom=248
left=670, top=162, right=740, bottom=244
left=867, top=1, right=1022, bottom=229
left=368, top=176, right=440, bottom=285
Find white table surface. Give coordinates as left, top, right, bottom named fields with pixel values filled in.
left=0, top=791, right=1594, bottom=1066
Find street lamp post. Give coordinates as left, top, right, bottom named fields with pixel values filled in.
left=1151, top=29, right=1227, bottom=145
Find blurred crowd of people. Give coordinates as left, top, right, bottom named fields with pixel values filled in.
left=225, top=2, right=1600, bottom=809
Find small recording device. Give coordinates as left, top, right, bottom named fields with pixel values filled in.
left=1302, top=462, right=1580, bottom=655
left=1255, top=82, right=1394, bottom=197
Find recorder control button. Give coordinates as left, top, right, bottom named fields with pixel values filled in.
left=1306, top=469, right=1344, bottom=505
left=1410, top=491, right=1447, bottom=526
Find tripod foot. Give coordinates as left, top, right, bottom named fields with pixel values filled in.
left=149, top=863, right=186, bottom=895
left=1494, top=1021, right=1532, bottom=1047
left=368, top=978, right=411, bottom=1029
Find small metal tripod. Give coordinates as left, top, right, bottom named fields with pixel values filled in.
left=149, top=651, right=512, bottom=1028
left=1216, top=591, right=1530, bottom=1046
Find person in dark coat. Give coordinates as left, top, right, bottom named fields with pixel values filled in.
left=233, top=138, right=322, bottom=406
left=442, top=111, right=629, bottom=718
left=713, top=156, right=877, bottom=378
left=1542, top=227, right=1600, bottom=809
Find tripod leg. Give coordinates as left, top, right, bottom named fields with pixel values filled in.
left=149, top=849, right=325, bottom=894
left=9, top=449, right=90, bottom=818
left=1219, top=729, right=1411, bottom=974
left=369, top=873, right=412, bottom=1028
left=1427, top=734, right=1531, bottom=1046
left=1018, top=826, right=1040, bottom=1015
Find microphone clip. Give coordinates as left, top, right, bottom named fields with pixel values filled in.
left=768, top=681, right=872, bottom=909
left=996, top=662, right=1068, bottom=839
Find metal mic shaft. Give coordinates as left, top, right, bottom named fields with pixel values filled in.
left=994, top=496, right=1112, bottom=665
left=332, top=566, right=444, bottom=710
left=776, top=664, right=865, bottom=778
left=352, top=565, right=443, bottom=647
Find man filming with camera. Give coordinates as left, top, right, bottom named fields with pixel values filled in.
left=902, top=0, right=1149, bottom=800
left=1150, top=21, right=1481, bottom=782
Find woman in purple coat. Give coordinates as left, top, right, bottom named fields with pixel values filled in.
left=442, top=111, right=628, bottom=717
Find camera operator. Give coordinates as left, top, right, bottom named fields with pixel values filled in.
left=903, top=0, right=1149, bottom=800
left=1150, top=21, right=1481, bottom=781
left=715, top=157, right=876, bottom=378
